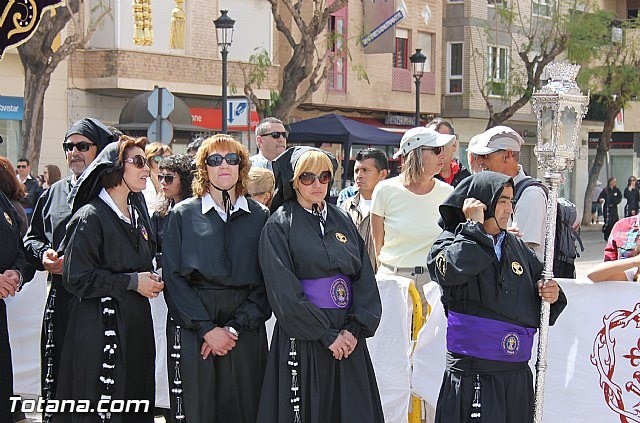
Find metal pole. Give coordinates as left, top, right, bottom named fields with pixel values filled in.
left=156, top=88, right=163, bottom=142
left=533, top=171, right=561, bottom=423
left=221, top=49, right=228, bottom=134
left=415, top=78, right=421, bottom=127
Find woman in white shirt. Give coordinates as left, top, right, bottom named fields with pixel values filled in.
left=370, top=127, right=455, bottom=308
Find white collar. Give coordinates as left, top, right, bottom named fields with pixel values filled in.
left=201, top=191, right=251, bottom=221
left=302, top=201, right=328, bottom=220
left=99, top=188, right=131, bottom=224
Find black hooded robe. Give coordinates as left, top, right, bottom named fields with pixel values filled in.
left=426, top=172, right=567, bottom=423
left=256, top=200, right=384, bottom=423
left=0, top=192, right=28, bottom=422
left=162, top=197, right=271, bottom=423
left=24, top=176, right=75, bottom=402
left=53, top=141, right=155, bottom=423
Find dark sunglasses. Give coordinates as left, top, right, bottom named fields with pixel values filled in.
left=206, top=153, right=241, bottom=167
left=246, top=191, right=266, bottom=198
left=62, top=141, right=95, bottom=153
left=299, top=171, right=332, bottom=186
left=153, top=155, right=165, bottom=163
left=124, top=155, right=149, bottom=169
left=262, top=131, right=287, bottom=139
left=158, top=174, right=176, bottom=184
left=421, top=146, right=444, bottom=155
left=16, top=165, right=27, bottom=169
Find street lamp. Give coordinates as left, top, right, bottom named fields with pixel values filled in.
left=214, top=10, right=235, bottom=134
left=530, top=62, right=589, bottom=423
left=409, top=48, right=427, bottom=126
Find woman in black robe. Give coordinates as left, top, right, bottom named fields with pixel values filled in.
left=54, top=136, right=163, bottom=423
left=427, top=172, right=567, bottom=423
left=600, top=177, right=622, bottom=240
left=0, top=190, right=29, bottom=422
left=162, top=134, right=270, bottom=423
left=257, top=147, right=384, bottom=423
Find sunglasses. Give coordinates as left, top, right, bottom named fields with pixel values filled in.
left=206, top=153, right=241, bottom=167
left=246, top=191, right=266, bottom=198
left=152, top=155, right=166, bottom=163
left=123, top=155, right=149, bottom=169
left=16, top=165, right=27, bottom=169
left=62, top=141, right=95, bottom=153
left=261, top=131, right=287, bottom=139
left=299, top=171, right=332, bottom=186
left=158, top=174, right=176, bottom=184
left=421, top=146, right=444, bottom=155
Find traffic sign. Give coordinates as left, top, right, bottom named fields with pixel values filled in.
left=148, top=87, right=175, bottom=119
left=227, top=98, right=249, bottom=127
left=147, top=119, right=174, bottom=145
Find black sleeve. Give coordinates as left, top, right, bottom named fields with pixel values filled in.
left=23, top=189, right=51, bottom=271
left=428, top=222, right=495, bottom=287
left=62, top=211, right=130, bottom=300
left=162, top=209, right=217, bottom=338
left=259, top=215, right=339, bottom=347
left=613, top=188, right=623, bottom=206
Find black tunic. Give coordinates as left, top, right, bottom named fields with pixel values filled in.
left=54, top=199, right=155, bottom=423
left=24, top=176, right=75, bottom=401
left=0, top=192, right=28, bottom=423
left=427, top=172, right=567, bottom=423
left=257, top=201, right=384, bottom=423
left=162, top=197, right=271, bottom=423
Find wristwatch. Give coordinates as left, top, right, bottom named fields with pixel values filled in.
left=227, top=326, right=239, bottom=337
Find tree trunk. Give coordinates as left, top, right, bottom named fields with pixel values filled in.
left=20, top=65, right=52, bottom=171
left=581, top=102, right=621, bottom=226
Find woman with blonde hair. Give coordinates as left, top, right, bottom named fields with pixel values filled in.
left=162, top=134, right=270, bottom=422
left=247, top=167, right=275, bottom=207
left=257, top=146, right=383, bottom=423
left=370, top=127, right=455, bottom=308
left=142, top=142, right=172, bottom=213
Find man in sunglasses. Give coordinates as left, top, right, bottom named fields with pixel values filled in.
left=15, top=157, right=42, bottom=223
left=250, top=117, right=288, bottom=171
left=468, top=126, right=547, bottom=262
left=24, top=118, right=116, bottom=410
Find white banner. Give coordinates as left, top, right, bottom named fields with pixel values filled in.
left=412, top=278, right=640, bottom=423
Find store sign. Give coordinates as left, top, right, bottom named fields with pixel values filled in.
left=0, top=96, right=24, bottom=120
left=385, top=114, right=415, bottom=126
left=190, top=107, right=259, bottom=131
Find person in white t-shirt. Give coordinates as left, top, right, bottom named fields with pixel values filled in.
left=371, top=127, right=454, bottom=309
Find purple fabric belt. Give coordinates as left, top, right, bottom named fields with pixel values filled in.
left=299, top=274, right=353, bottom=309
left=446, top=311, right=536, bottom=363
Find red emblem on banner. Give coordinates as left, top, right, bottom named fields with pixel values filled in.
left=0, top=0, right=63, bottom=59
left=591, top=303, right=640, bottom=422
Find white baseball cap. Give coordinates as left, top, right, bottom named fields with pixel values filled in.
left=467, top=126, right=524, bottom=155
left=393, top=127, right=455, bottom=159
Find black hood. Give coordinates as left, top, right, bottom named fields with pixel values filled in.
left=67, top=141, right=147, bottom=214
left=438, top=171, right=513, bottom=230
left=269, top=146, right=338, bottom=212
left=65, top=118, right=117, bottom=152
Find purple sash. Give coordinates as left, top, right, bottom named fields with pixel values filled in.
left=447, top=311, right=536, bottom=362
left=299, top=274, right=353, bottom=309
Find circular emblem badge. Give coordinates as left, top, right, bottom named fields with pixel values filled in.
left=330, top=278, right=350, bottom=308
left=502, top=333, right=520, bottom=355
left=512, top=261, right=523, bottom=275
left=4, top=212, right=12, bottom=226
left=335, top=232, right=347, bottom=243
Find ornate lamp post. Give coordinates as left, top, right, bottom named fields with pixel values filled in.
left=409, top=49, right=426, bottom=127
left=213, top=10, right=235, bottom=134
left=531, top=62, right=589, bottom=422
